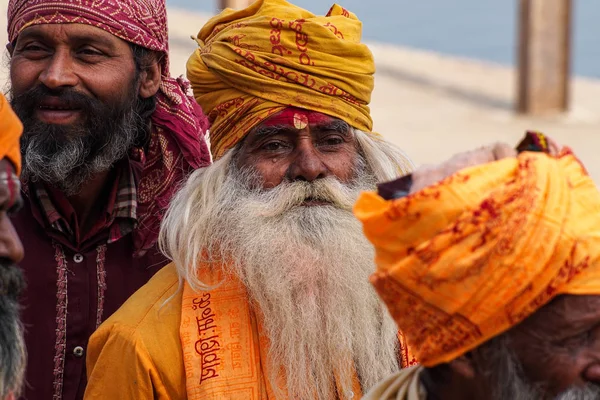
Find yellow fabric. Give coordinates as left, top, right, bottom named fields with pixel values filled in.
left=0, top=94, right=22, bottom=174
left=354, top=151, right=600, bottom=367
left=362, top=366, right=426, bottom=400
left=85, top=264, right=186, bottom=400
left=180, top=267, right=364, bottom=399
left=187, top=0, right=375, bottom=159
left=85, top=263, right=413, bottom=399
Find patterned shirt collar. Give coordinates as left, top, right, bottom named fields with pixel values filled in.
left=29, top=160, right=138, bottom=246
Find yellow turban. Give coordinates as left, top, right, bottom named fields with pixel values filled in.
left=0, top=94, right=22, bottom=175
left=187, top=0, right=375, bottom=159
left=354, top=150, right=600, bottom=367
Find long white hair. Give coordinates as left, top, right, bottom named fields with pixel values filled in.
left=159, top=130, right=414, bottom=399
left=160, top=130, right=413, bottom=288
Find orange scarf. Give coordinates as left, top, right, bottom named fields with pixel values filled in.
left=180, top=266, right=416, bottom=398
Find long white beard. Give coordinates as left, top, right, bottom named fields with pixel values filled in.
left=204, top=165, right=400, bottom=399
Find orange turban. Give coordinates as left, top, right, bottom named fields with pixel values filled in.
left=354, top=150, right=600, bottom=367
left=187, top=0, right=375, bottom=159
left=0, top=94, right=22, bottom=175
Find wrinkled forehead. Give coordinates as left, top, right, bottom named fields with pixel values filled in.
left=517, top=294, right=600, bottom=337
left=0, top=159, right=20, bottom=205
left=259, top=107, right=341, bottom=130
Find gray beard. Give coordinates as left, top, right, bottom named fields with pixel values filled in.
left=20, top=108, right=142, bottom=196
left=0, top=263, right=26, bottom=398
left=201, top=163, right=400, bottom=399
left=475, top=335, right=600, bottom=400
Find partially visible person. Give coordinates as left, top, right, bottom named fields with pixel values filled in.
left=0, top=94, right=27, bottom=400
left=85, top=1, right=417, bottom=399
left=356, top=133, right=600, bottom=400
left=6, top=0, right=211, bottom=398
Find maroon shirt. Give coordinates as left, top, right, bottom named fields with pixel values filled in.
left=13, top=162, right=169, bottom=400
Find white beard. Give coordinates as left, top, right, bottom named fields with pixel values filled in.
left=202, top=164, right=400, bottom=399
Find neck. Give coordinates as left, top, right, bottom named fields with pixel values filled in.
left=67, top=169, right=114, bottom=232
left=422, top=368, right=478, bottom=400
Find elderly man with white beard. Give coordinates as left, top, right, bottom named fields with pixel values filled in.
left=84, top=1, right=419, bottom=399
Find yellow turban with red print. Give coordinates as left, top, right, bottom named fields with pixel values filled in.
left=354, top=150, right=600, bottom=367
left=187, top=0, right=375, bottom=159
left=0, top=94, right=22, bottom=175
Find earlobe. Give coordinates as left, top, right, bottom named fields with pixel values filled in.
left=448, top=355, right=476, bottom=379
left=138, top=62, right=161, bottom=99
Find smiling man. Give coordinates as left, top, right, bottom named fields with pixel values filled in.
left=5, top=1, right=211, bottom=399
left=84, top=1, right=415, bottom=399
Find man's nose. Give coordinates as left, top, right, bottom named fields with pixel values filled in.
left=38, top=51, right=78, bottom=90
left=287, top=140, right=328, bottom=182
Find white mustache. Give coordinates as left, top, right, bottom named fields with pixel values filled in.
left=245, top=177, right=364, bottom=218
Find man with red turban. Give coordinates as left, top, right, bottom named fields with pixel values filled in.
left=5, top=1, right=211, bottom=398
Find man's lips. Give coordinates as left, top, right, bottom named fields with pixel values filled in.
left=301, top=198, right=332, bottom=206
left=35, top=98, right=81, bottom=124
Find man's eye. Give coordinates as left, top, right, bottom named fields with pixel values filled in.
left=262, top=141, right=287, bottom=151
left=79, top=48, right=104, bottom=57
left=20, top=44, right=49, bottom=54
left=320, top=136, right=344, bottom=146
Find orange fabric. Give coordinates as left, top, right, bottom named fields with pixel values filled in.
left=0, top=94, right=22, bottom=174
left=354, top=150, right=600, bottom=367
left=180, top=266, right=365, bottom=399
left=187, top=0, right=376, bottom=159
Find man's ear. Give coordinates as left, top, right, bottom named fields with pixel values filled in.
left=448, top=354, right=476, bottom=379
left=138, top=61, right=161, bottom=99
left=6, top=43, right=14, bottom=56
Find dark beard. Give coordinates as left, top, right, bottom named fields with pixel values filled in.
left=0, top=261, right=25, bottom=398
left=473, top=334, right=600, bottom=400
left=10, top=84, right=149, bottom=196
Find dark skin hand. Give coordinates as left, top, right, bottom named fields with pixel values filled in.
left=236, top=115, right=359, bottom=190
left=8, top=23, right=161, bottom=232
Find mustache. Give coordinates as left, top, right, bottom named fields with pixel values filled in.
left=235, top=174, right=370, bottom=219
left=11, top=85, right=101, bottom=122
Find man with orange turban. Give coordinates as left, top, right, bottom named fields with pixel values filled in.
left=85, top=1, right=416, bottom=399
left=0, top=94, right=27, bottom=400
left=356, top=133, right=600, bottom=399
left=6, top=0, right=211, bottom=398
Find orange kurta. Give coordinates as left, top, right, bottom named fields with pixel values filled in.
left=85, top=264, right=415, bottom=399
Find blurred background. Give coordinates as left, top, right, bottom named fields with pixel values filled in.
left=2, top=0, right=599, bottom=181
left=182, top=0, right=598, bottom=78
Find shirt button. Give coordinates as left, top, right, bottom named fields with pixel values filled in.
left=73, top=346, right=85, bottom=358
left=73, top=253, right=84, bottom=263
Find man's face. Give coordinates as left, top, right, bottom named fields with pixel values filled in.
left=9, top=23, right=137, bottom=125
left=464, top=295, right=600, bottom=399
left=0, top=159, right=25, bottom=399
left=8, top=24, right=150, bottom=195
left=235, top=108, right=360, bottom=191
left=508, top=295, right=600, bottom=396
